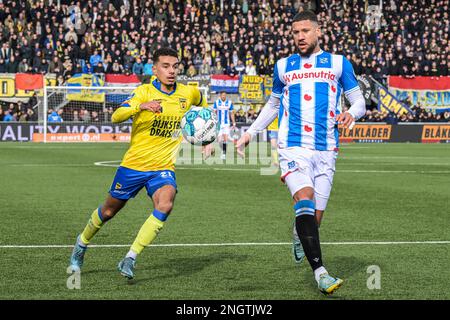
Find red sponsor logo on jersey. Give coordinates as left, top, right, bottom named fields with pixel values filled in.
left=331, top=85, right=336, bottom=93
left=304, top=94, right=312, bottom=101
left=304, top=63, right=312, bottom=68
left=330, top=110, right=335, bottom=118
left=304, top=125, right=313, bottom=132
left=283, top=70, right=336, bottom=84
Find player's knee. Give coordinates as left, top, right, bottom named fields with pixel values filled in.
left=155, top=200, right=174, bottom=215
left=101, top=206, right=119, bottom=221
left=293, top=187, right=314, bottom=202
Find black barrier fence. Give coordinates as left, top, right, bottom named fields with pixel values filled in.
left=0, top=122, right=449, bottom=143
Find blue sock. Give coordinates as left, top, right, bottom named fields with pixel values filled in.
left=152, top=209, right=168, bottom=222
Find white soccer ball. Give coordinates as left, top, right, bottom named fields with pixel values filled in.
left=180, top=107, right=218, bottom=145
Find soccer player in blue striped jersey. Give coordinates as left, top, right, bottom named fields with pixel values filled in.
left=236, top=10, right=366, bottom=295
left=213, top=91, right=236, bottom=160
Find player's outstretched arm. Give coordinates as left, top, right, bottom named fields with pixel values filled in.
left=111, top=101, right=162, bottom=123
left=111, top=105, right=140, bottom=123
left=236, top=95, right=280, bottom=158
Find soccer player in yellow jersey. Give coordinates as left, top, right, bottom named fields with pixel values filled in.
left=69, top=48, right=207, bottom=279
left=267, top=117, right=279, bottom=166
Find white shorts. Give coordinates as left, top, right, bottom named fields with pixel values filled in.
left=218, top=125, right=230, bottom=137
left=279, top=147, right=337, bottom=211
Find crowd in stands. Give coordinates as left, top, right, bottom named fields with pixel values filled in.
left=0, top=0, right=449, bottom=123
left=357, top=105, right=450, bottom=123
left=0, top=0, right=448, bottom=80
left=0, top=94, right=38, bottom=122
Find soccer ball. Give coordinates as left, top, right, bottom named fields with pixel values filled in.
left=180, top=107, right=218, bottom=145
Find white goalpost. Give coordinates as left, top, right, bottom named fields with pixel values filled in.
left=40, top=85, right=209, bottom=143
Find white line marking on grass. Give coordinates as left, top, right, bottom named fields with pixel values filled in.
left=5, top=161, right=450, bottom=174
left=94, top=160, right=121, bottom=167
left=8, top=164, right=94, bottom=167
left=1, top=240, right=450, bottom=249
left=339, top=169, right=450, bottom=174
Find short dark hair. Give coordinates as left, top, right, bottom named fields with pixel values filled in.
left=293, top=10, right=318, bottom=24
left=153, top=47, right=178, bottom=63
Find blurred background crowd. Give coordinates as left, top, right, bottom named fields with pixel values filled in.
left=0, top=0, right=449, bottom=123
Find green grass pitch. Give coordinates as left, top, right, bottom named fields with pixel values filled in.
left=0, top=142, right=449, bottom=300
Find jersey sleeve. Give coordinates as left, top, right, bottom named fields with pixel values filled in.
left=271, top=61, right=284, bottom=98
left=112, top=85, right=148, bottom=123
left=339, top=56, right=359, bottom=94
left=121, top=85, right=148, bottom=109
left=229, top=101, right=234, bottom=111
left=192, top=87, right=208, bottom=107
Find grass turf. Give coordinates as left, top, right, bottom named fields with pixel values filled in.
left=0, top=142, right=449, bottom=299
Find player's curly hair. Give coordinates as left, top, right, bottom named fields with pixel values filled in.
left=153, top=47, right=178, bottom=63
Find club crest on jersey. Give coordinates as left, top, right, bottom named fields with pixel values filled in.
left=179, top=98, right=187, bottom=110
left=288, top=161, right=297, bottom=170
left=319, top=57, right=329, bottom=64
left=115, top=182, right=122, bottom=190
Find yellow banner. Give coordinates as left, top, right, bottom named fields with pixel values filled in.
left=378, top=86, right=411, bottom=115
left=239, top=75, right=264, bottom=102
left=66, top=74, right=105, bottom=103
left=264, top=76, right=273, bottom=97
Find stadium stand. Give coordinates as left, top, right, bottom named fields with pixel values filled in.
left=0, top=0, right=449, bottom=123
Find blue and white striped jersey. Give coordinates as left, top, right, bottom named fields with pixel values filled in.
left=272, top=50, right=359, bottom=151
left=213, top=98, right=234, bottom=126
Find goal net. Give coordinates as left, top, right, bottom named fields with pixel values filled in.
left=39, top=85, right=209, bottom=143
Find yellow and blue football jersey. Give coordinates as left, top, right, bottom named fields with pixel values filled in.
left=268, top=117, right=279, bottom=132
left=112, top=80, right=207, bottom=172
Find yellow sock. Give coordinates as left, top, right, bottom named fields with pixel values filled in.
left=80, top=208, right=104, bottom=245
left=130, top=212, right=166, bottom=255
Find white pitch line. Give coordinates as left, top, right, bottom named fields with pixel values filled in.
left=1, top=241, right=450, bottom=249
left=7, top=161, right=450, bottom=174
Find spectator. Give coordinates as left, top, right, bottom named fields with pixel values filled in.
left=65, top=27, right=78, bottom=44
left=235, top=109, right=247, bottom=123
left=0, top=58, right=5, bottom=73
left=235, top=60, right=246, bottom=76
left=80, top=109, right=91, bottom=122
left=186, top=62, right=197, bottom=77
left=5, top=56, right=19, bottom=73
left=48, top=56, right=64, bottom=74
left=132, top=57, right=144, bottom=75
left=0, top=42, right=12, bottom=63
left=225, top=63, right=237, bottom=77
left=245, top=61, right=257, bottom=75
left=48, top=110, right=63, bottom=123
left=93, top=62, right=104, bottom=74
left=89, top=50, right=102, bottom=72
left=198, top=58, right=211, bottom=75
left=212, top=61, right=223, bottom=75
left=72, top=110, right=80, bottom=122
left=39, top=59, right=48, bottom=74
left=143, top=58, right=154, bottom=76
left=17, top=58, right=30, bottom=73
left=91, top=111, right=100, bottom=122
left=110, top=60, right=123, bottom=74
left=2, top=110, right=14, bottom=122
